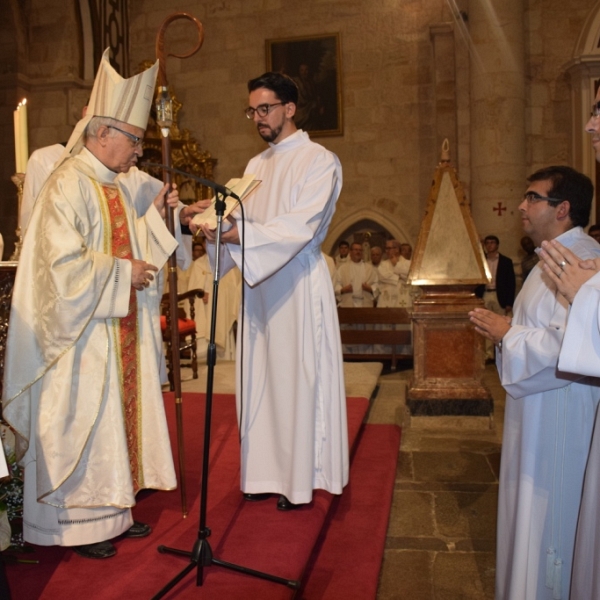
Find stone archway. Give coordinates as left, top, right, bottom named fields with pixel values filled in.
left=324, top=206, right=413, bottom=257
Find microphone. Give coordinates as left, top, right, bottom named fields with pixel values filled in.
left=141, top=161, right=240, bottom=200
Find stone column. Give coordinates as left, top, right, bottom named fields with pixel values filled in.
left=469, top=0, right=526, bottom=259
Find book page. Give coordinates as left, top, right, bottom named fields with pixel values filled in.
left=191, top=175, right=260, bottom=230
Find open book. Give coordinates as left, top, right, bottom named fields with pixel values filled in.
left=191, top=174, right=261, bottom=230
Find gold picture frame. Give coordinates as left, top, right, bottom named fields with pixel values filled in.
left=266, top=33, right=343, bottom=137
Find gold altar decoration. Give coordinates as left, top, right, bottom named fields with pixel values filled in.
left=407, top=140, right=493, bottom=418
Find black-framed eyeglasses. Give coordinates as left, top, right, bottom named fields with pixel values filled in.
left=107, top=125, right=143, bottom=147
left=244, top=103, right=285, bottom=119
left=522, top=192, right=565, bottom=206
left=591, top=101, right=600, bottom=119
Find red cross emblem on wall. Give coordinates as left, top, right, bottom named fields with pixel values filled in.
left=493, top=202, right=506, bottom=216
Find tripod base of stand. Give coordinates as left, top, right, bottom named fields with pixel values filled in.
left=152, top=538, right=301, bottom=599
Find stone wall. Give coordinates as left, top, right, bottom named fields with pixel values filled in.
left=0, top=0, right=598, bottom=263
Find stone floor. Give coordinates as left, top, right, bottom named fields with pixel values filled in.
left=179, top=360, right=504, bottom=599
left=373, top=364, right=503, bottom=600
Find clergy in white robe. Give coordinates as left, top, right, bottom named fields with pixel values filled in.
left=334, top=244, right=379, bottom=307
left=334, top=244, right=379, bottom=354
left=201, top=72, right=348, bottom=507
left=1, top=50, right=198, bottom=557
left=494, top=228, right=600, bottom=600
left=3, top=146, right=180, bottom=548
left=470, top=166, right=600, bottom=600
left=557, top=273, right=600, bottom=599
left=536, top=237, right=600, bottom=600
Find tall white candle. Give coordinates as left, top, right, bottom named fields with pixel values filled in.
left=19, top=99, right=28, bottom=173
left=13, top=107, right=21, bottom=173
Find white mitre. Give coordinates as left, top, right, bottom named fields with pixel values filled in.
left=58, top=48, right=158, bottom=165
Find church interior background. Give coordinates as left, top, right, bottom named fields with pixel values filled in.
left=4, top=2, right=600, bottom=597
left=4, top=0, right=600, bottom=271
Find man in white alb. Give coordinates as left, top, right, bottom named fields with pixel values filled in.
left=335, top=242, right=379, bottom=307
left=469, top=166, right=600, bottom=600
left=200, top=72, right=348, bottom=511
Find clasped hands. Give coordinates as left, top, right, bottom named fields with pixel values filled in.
left=538, top=239, right=600, bottom=304
left=340, top=282, right=372, bottom=294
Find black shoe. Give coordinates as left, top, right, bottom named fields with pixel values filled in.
left=277, top=495, right=301, bottom=511
left=243, top=493, right=272, bottom=502
left=123, top=521, right=152, bottom=538
left=73, top=540, right=116, bottom=559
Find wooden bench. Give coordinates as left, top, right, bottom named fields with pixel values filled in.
left=337, top=307, right=412, bottom=370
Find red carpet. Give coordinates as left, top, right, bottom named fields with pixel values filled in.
left=6, top=393, right=400, bottom=599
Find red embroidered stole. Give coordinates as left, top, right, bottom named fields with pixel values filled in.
left=103, top=184, right=142, bottom=493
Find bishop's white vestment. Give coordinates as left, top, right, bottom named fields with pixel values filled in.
left=556, top=269, right=600, bottom=599
left=3, top=148, right=178, bottom=547
left=212, top=129, right=348, bottom=505
left=495, top=226, right=600, bottom=600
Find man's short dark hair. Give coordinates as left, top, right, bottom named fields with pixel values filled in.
left=247, top=72, right=298, bottom=105
left=338, top=241, right=349, bottom=248
left=527, top=166, right=594, bottom=229
left=589, top=224, right=600, bottom=234
left=484, top=235, right=499, bottom=244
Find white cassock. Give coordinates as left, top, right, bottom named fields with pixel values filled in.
left=3, top=148, right=178, bottom=547
left=334, top=260, right=379, bottom=307
left=187, top=254, right=241, bottom=361
left=557, top=270, right=600, bottom=599
left=209, top=129, right=348, bottom=505
left=334, top=260, right=379, bottom=354
left=495, top=226, right=600, bottom=600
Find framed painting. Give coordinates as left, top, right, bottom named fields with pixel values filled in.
left=266, top=33, right=343, bottom=137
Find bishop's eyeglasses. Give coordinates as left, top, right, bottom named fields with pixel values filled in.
left=245, top=103, right=285, bottom=119
left=107, top=125, right=143, bottom=147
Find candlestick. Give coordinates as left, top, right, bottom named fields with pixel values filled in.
left=10, top=174, right=25, bottom=261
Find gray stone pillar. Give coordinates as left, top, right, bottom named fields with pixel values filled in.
left=469, top=0, right=526, bottom=259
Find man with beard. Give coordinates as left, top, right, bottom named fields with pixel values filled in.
left=200, top=72, right=348, bottom=511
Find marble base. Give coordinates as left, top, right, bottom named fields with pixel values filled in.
left=407, top=286, right=493, bottom=417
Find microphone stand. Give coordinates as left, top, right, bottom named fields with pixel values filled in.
left=152, top=192, right=300, bottom=597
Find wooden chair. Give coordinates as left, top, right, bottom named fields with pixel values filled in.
left=160, top=288, right=204, bottom=391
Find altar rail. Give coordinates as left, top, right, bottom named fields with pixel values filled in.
left=337, top=307, right=412, bottom=370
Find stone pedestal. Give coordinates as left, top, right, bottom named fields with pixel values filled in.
left=407, top=285, right=492, bottom=416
